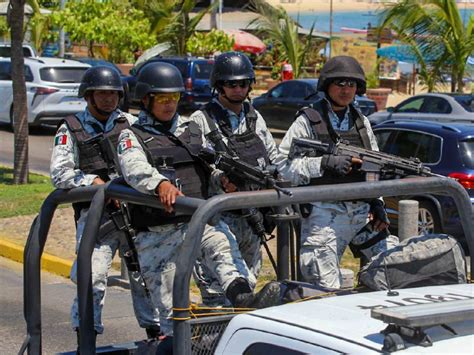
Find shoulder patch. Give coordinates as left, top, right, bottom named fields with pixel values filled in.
left=54, top=134, right=68, bottom=146
left=118, top=139, right=132, bottom=154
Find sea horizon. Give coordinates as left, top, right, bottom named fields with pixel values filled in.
left=290, top=8, right=474, bottom=33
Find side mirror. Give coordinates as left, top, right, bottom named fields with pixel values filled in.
left=386, top=107, right=395, bottom=113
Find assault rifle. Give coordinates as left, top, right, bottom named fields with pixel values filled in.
left=288, top=138, right=440, bottom=180
left=212, top=152, right=293, bottom=196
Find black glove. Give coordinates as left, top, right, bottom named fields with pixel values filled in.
left=369, top=199, right=390, bottom=225
left=321, top=154, right=353, bottom=176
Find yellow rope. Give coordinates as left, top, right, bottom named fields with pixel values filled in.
left=172, top=303, right=255, bottom=320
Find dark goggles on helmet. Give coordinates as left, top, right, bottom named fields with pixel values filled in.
left=332, top=79, right=357, bottom=88
left=221, top=79, right=252, bottom=88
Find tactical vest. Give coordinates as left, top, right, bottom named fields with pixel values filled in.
left=299, top=99, right=372, bottom=185
left=61, top=114, right=130, bottom=220
left=202, top=101, right=269, bottom=168
left=62, top=114, right=130, bottom=181
left=129, top=121, right=209, bottom=228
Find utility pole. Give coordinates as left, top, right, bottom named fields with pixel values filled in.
left=210, top=0, right=217, bottom=29
left=329, top=0, right=333, bottom=58
left=58, top=0, right=66, bottom=57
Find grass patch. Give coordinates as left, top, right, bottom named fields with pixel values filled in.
left=0, top=166, right=56, bottom=218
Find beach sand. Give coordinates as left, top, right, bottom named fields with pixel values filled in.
left=265, top=0, right=474, bottom=13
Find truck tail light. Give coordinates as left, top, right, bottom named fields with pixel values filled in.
left=185, top=78, right=192, bottom=91
left=448, top=172, right=474, bottom=189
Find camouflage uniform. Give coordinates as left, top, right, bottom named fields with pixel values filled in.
left=276, top=96, right=398, bottom=289
left=50, top=108, right=160, bottom=333
left=187, top=98, right=279, bottom=302
left=117, top=111, right=255, bottom=335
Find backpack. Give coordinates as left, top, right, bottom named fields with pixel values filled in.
left=358, top=234, right=467, bottom=291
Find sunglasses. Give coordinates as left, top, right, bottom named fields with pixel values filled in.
left=332, top=79, right=357, bottom=88
left=151, top=92, right=181, bottom=104
left=222, top=79, right=252, bottom=88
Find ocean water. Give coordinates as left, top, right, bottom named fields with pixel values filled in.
left=290, top=8, right=474, bottom=33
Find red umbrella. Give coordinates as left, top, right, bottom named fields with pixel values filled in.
left=223, top=29, right=266, bottom=55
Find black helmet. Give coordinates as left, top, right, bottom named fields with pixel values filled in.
left=78, top=66, right=123, bottom=98
left=134, top=61, right=184, bottom=100
left=210, top=51, right=255, bottom=88
left=317, top=56, right=366, bottom=95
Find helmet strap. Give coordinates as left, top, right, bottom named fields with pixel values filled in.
left=87, top=92, right=114, bottom=119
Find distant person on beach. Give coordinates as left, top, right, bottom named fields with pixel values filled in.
left=276, top=56, right=398, bottom=289
left=50, top=66, right=161, bottom=348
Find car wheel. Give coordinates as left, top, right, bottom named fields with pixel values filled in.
left=418, top=201, right=442, bottom=235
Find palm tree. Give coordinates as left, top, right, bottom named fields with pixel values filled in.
left=9, top=0, right=29, bottom=184
left=249, top=0, right=315, bottom=79
left=134, top=0, right=217, bottom=56
left=379, top=0, right=474, bottom=92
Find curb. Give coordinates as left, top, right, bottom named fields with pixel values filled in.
left=0, top=237, right=73, bottom=278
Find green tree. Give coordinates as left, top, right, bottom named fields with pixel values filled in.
left=186, top=29, right=234, bottom=57
left=249, top=0, right=315, bottom=79
left=379, top=0, right=474, bottom=92
left=51, top=0, right=154, bottom=62
left=134, top=0, right=217, bottom=55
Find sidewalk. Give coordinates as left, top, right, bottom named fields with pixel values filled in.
left=0, top=207, right=78, bottom=278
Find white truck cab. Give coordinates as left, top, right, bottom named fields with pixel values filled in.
left=214, top=284, right=474, bottom=354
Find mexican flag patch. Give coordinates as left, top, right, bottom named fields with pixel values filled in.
left=54, top=134, right=67, bottom=146
left=119, top=139, right=132, bottom=153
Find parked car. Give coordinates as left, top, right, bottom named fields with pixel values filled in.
left=70, top=57, right=130, bottom=111
left=0, top=42, right=37, bottom=57
left=0, top=57, right=90, bottom=127
left=123, top=56, right=214, bottom=113
left=368, top=93, right=474, bottom=126
left=373, top=119, right=474, bottom=253
left=252, top=79, right=377, bottom=130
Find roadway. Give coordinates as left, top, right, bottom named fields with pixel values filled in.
left=0, top=257, right=151, bottom=354
left=0, top=123, right=284, bottom=175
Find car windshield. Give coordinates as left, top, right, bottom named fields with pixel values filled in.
left=459, top=138, right=474, bottom=168
left=454, top=96, right=474, bottom=112
left=192, top=62, right=213, bottom=79
left=40, top=67, right=88, bottom=83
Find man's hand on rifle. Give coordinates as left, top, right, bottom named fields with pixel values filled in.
left=369, top=200, right=390, bottom=232
left=321, top=155, right=363, bottom=176
left=221, top=175, right=237, bottom=193
left=155, top=180, right=184, bottom=213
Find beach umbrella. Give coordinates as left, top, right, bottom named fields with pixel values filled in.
left=223, top=29, right=266, bottom=55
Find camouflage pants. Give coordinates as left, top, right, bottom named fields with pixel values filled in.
left=133, top=223, right=188, bottom=336
left=70, top=209, right=160, bottom=334
left=300, top=202, right=398, bottom=289
left=194, top=214, right=262, bottom=305
left=193, top=219, right=257, bottom=306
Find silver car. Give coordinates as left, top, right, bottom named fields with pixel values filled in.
left=0, top=57, right=90, bottom=127
left=368, top=93, right=474, bottom=126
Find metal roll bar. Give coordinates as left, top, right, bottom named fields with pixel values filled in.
left=21, top=177, right=473, bottom=354
left=172, top=177, right=474, bottom=354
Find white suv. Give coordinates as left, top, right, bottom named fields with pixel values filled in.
left=0, top=57, right=90, bottom=127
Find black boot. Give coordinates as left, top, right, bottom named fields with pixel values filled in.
left=146, top=326, right=161, bottom=340
left=226, top=278, right=281, bottom=309
left=156, top=336, right=173, bottom=355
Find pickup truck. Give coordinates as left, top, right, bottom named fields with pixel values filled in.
left=213, top=284, right=474, bottom=354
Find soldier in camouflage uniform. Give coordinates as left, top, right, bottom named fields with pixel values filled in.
left=118, top=62, right=277, bottom=350
left=50, top=66, right=160, bottom=344
left=276, top=56, right=398, bottom=289
left=188, top=52, right=281, bottom=306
